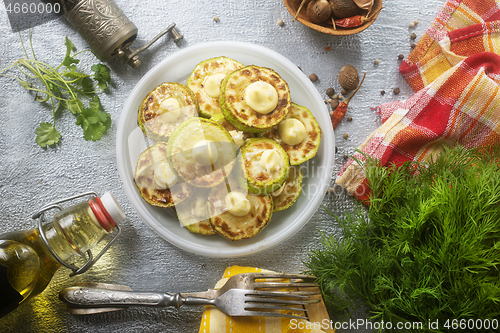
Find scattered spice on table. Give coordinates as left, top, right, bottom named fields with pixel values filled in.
left=373, top=59, right=380, bottom=65
left=326, top=87, right=335, bottom=96
left=380, top=90, right=385, bottom=95
left=330, top=99, right=339, bottom=110
left=398, top=54, right=404, bottom=60
left=331, top=72, right=365, bottom=130
left=347, top=116, right=352, bottom=122
left=277, top=19, right=284, bottom=26
left=410, top=33, right=417, bottom=40
left=338, top=64, right=359, bottom=91
left=214, top=16, right=220, bottom=22
left=393, top=87, right=400, bottom=94
left=342, top=133, right=349, bottom=139
left=309, top=73, right=318, bottom=82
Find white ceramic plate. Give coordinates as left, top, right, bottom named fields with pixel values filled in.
left=116, top=41, right=335, bottom=257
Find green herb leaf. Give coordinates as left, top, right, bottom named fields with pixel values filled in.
left=80, top=76, right=94, bottom=96
left=62, top=37, right=80, bottom=67
left=35, top=122, right=61, bottom=147
left=89, top=95, right=111, bottom=130
left=91, top=64, right=111, bottom=89
left=76, top=96, right=111, bottom=141
left=65, top=98, right=84, bottom=115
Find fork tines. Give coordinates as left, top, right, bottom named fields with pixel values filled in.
left=247, top=273, right=320, bottom=293
left=243, top=290, right=313, bottom=320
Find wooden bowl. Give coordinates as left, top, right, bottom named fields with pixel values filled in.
left=284, top=0, right=383, bottom=36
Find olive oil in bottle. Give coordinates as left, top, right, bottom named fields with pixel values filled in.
left=0, top=192, right=126, bottom=318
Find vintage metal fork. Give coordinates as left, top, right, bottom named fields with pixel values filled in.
left=60, top=284, right=316, bottom=319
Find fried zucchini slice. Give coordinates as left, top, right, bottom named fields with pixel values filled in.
left=271, top=165, right=303, bottom=212
left=211, top=113, right=253, bottom=147
left=166, top=117, right=236, bottom=188
left=219, top=65, right=291, bottom=133
left=187, top=57, right=244, bottom=118
left=241, top=138, right=289, bottom=195
left=138, top=82, right=198, bottom=141
left=207, top=182, right=273, bottom=241
left=260, top=103, right=321, bottom=165
left=176, top=190, right=215, bottom=236
left=134, top=142, right=191, bottom=208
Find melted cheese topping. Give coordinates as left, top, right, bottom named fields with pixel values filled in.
left=153, top=162, right=177, bottom=188
left=191, top=197, right=207, bottom=219
left=203, top=73, right=226, bottom=98
left=260, top=149, right=283, bottom=173
left=158, top=97, right=182, bottom=123
left=278, top=118, right=307, bottom=146
left=229, top=130, right=245, bottom=147
left=192, top=140, right=219, bottom=166
left=224, top=192, right=251, bottom=217
left=244, top=81, right=278, bottom=114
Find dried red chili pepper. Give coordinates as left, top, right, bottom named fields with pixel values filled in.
left=335, top=15, right=366, bottom=28
left=333, top=7, right=384, bottom=29
left=331, top=72, right=366, bottom=130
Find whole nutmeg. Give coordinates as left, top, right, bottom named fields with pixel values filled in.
left=338, top=64, right=359, bottom=91
left=307, top=0, right=332, bottom=24
left=330, top=0, right=361, bottom=19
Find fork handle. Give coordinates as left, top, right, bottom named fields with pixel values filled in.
left=60, top=286, right=214, bottom=309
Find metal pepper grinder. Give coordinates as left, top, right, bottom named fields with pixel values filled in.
left=60, top=0, right=183, bottom=68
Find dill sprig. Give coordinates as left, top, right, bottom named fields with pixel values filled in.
left=307, top=145, right=500, bottom=332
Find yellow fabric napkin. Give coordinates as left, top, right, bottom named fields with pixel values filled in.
left=198, top=266, right=328, bottom=333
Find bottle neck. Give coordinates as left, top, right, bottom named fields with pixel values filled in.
left=42, top=199, right=113, bottom=262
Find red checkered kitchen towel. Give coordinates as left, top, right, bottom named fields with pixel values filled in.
left=336, top=0, right=500, bottom=202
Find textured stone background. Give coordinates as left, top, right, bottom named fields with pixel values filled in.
left=0, top=0, right=444, bottom=332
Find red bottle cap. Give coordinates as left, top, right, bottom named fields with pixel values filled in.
left=89, top=199, right=112, bottom=232
left=95, top=196, right=116, bottom=228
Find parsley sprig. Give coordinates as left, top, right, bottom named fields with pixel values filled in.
left=307, top=145, right=500, bottom=332
left=0, top=30, right=112, bottom=147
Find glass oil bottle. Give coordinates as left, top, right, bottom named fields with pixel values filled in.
left=0, top=191, right=126, bottom=318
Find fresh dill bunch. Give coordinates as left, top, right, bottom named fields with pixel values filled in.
left=306, top=145, right=500, bottom=332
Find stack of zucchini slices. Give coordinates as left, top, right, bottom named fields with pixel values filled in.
left=134, top=56, right=321, bottom=241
